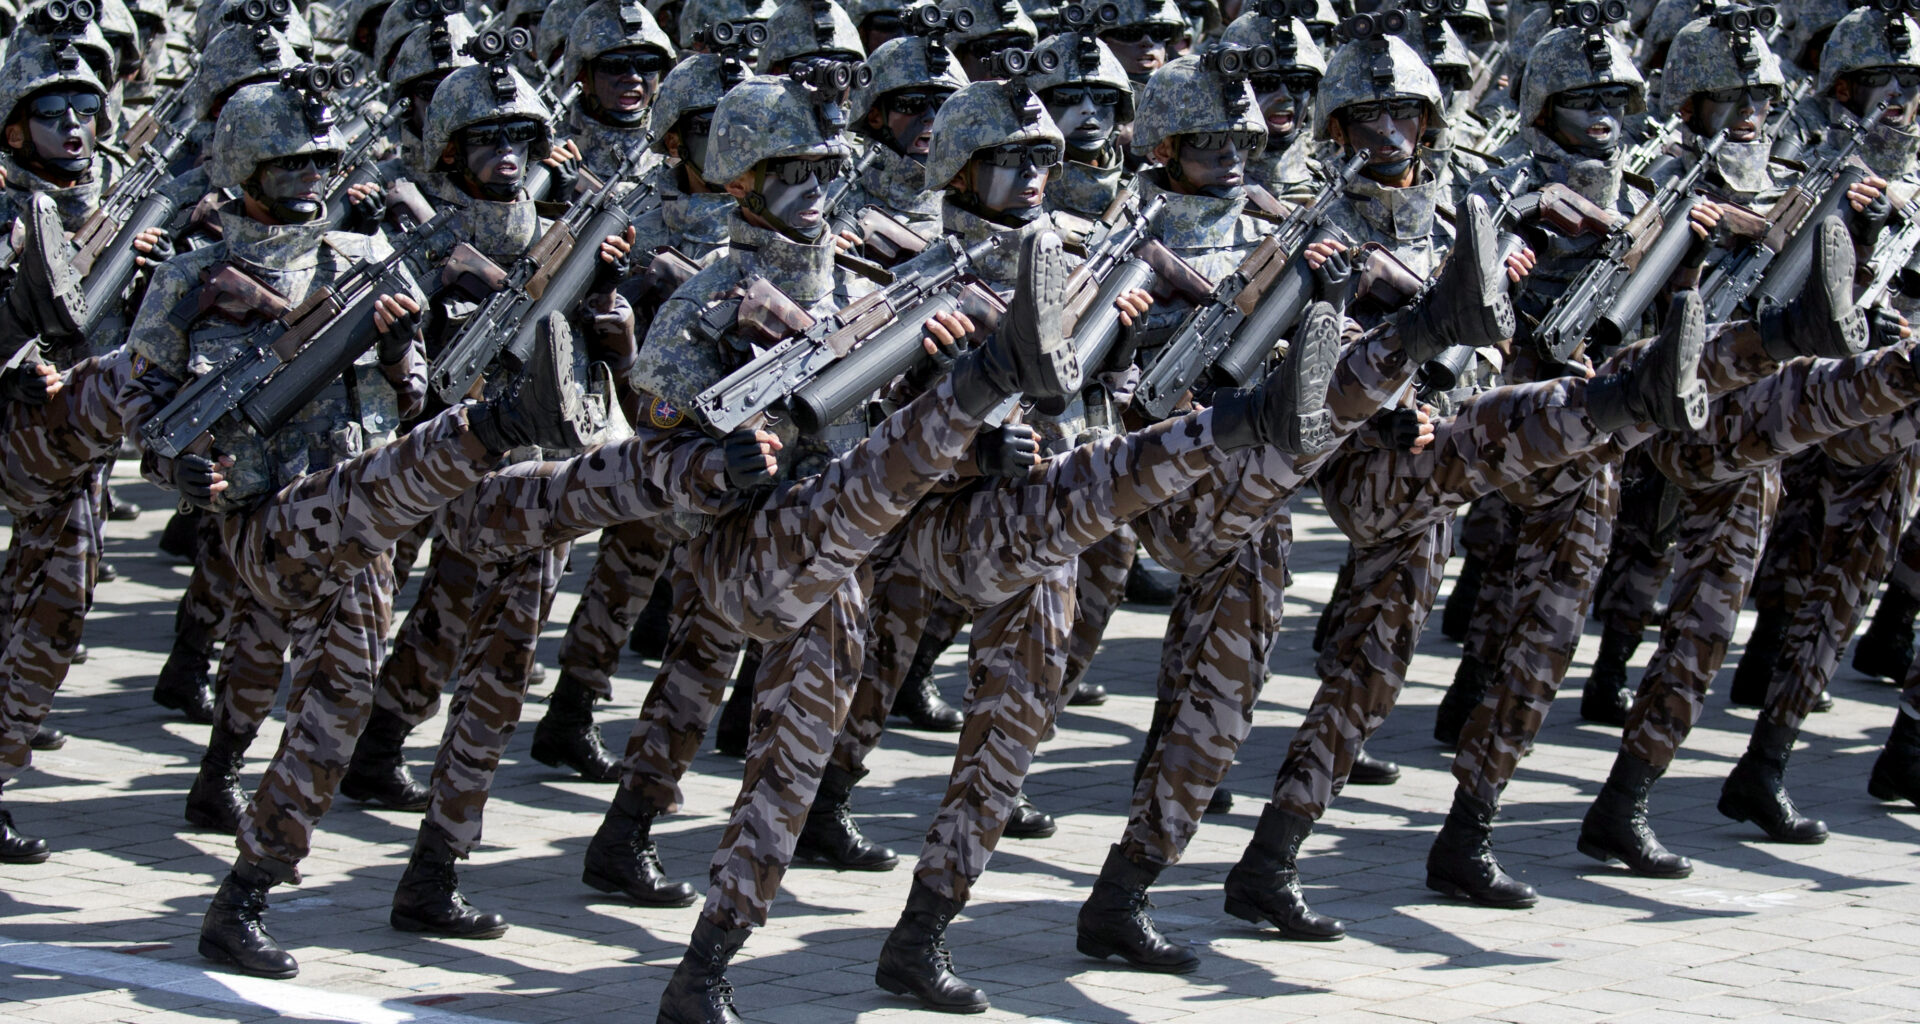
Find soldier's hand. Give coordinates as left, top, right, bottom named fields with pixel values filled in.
left=176, top=453, right=232, bottom=508
left=595, top=225, right=635, bottom=294
left=1302, top=238, right=1348, bottom=270
left=1687, top=200, right=1723, bottom=240
left=372, top=293, right=423, bottom=364
left=1407, top=404, right=1435, bottom=454
left=1871, top=305, right=1911, bottom=349
left=1369, top=407, right=1423, bottom=451
left=132, top=226, right=175, bottom=267
left=1505, top=246, right=1536, bottom=283
left=343, top=181, right=385, bottom=235
left=974, top=422, right=1041, bottom=476
left=833, top=230, right=861, bottom=254
left=921, top=310, right=976, bottom=366
left=1849, top=175, right=1890, bottom=216
left=721, top=427, right=781, bottom=490
left=543, top=140, right=583, bottom=199
left=1311, top=244, right=1352, bottom=296
left=1114, top=287, right=1152, bottom=327
left=2, top=362, right=59, bottom=406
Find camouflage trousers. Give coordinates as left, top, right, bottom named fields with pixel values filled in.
left=0, top=349, right=129, bottom=515
left=1624, top=346, right=1920, bottom=769
left=1063, top=527, right=1138, bottom=687
left=829, top=529, right=947, bottom=782
left=699, top=405, right=1234, bottom=928
left=1592, top=445, right=1678, bottom=637
left=617, top=558, right=747, bottom=812
left=557, top=519, right=676, bottom=701
left=1111, top=326, right=1420, bottom=865
left=1451, top=451, right=1622, bottom=804
left=1455, top=491, right=1516, bottom=672
left=0, top=471, right=100, bottom=788
left=1748, top=450, right=1829, bottom=615
left=1273, top=373, right=1637, bottom=821
left=1760, top=437, right=1920, bottom=732
left=178, top=514, right=243, bottom=658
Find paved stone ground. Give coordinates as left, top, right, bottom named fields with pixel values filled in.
left=3, top=467, right=1919, bottom=1024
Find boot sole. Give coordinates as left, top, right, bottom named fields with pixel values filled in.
left=25, top=194, right=87, bottom=335
left=1010, top=231, right=1080, bottom=399
left=1222, top=896, right=1344, bottom=941
left=183, top=805, right=241, bottom=833
left=1810, top=217, right=1869, bottom=356
left=875, top=969, right=991, bottom=1014
left=1574, top=837, right=1693, bottom=878
left=1651, top=292, right=1708, bottom=432
left=1425, top=874, right=1539, bottom=908
left=338, top=781, right=431, bottom=812
left=152, top=691, right=215, bottom=723
left=1274, top=303, right=1339, bottom=455
left=1003, top=823, right=1058, bottom=840
left=1074, top=934, right=1200, bottom=973
left=0, top=849, right=51, bottom=865
left=528, top=746, right=622, bottom=783
left=793, top=849, right=900, bottom=872
left=1455, top=195, right=1515, bottom=345
left=197, top=937, right=298, bottom=979
left=390, top=912, right=510, bottom=939
left=582, top=868, right=699, bottom=907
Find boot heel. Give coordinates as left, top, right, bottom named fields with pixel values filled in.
left=582, top=868, right=618, bottom=894
left=1425, top=874, right=1468, bottom=901
left=1574, top=837, right=1617, bottom=864
left=1222, top=895, right=1264, bottom=925
left=1715, top=794, right=1750, bottom=823
left=1075, top=934, right=1115, bottom=960
left=1869, top=775, right=1897, bottom=801
left=390, top=910, right=427, bottom=933
left=875, top=968, right=911, bottom=997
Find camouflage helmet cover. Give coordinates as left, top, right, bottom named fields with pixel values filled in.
left=839, top=0, right=898, bottom=23
left=1642, top=0, right=1697, bottom=57
left=534, top=0, right=591, bottom=60
left=1101, top=0, right=1184, bottom=30
left=705, top=71, right=857, bottom=182
left=1657, top=12, right=1786, bottom=117
left=852, top=32, right=970, bottom=127
left=1027, top=33, right=1134, bottom=120
left=649, top=50, right=757, bottom=152
left=563, top=0, right=678, bottom=85
left=197, top=0, right=315, bottom=54
left=387, top=9, right=477, bottom=89
left=195, top=22, right=303, bottom=118
left=207, top=72, right=348, bottom=190
left=1405, top=13, right=1471, bottom=73
left=678, top=0, right=778, bottom=47
left=1219, top=10, right=1328, bottom=76
left=1817, top=7, right=1920, bottom=96
left=14, top=6, right=116, bottom=82
left=942, top=0, right=1037, bottom=47
left=755, top=0, right=866, bottom=71
left=1786, top=0, right=1850, bottom=67
left=1315, top=27, right=1446, bottom=138
left=374, top=0, right=483, bottom=71
left=922, top=75, right=1063, bottom=187
left=1132, top=50, right=1267, bottom=152
left=424, top=59, right=555, bottom=171
left=0, top=30, right=109, bottom=134
left=1519, top=21, right=1646, bottom=126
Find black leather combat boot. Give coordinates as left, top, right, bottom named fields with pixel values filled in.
left=582, top=786, right=697, bottom=906
left=390, top=827, right=509, bottom=937
left=1076, top=845, right=1200, bottom=972
left=1578, top=751, right=1693, bottom=877
left=1718, top=719, right=1828, bottom=843
left=875, top=877, right=990, bottom=1013
left=531, top=671, right=621, bottom=782
left=1223, top=805, right=1345, bottom=940
left=341, top=706, right=431, bottom=810
left=1426, top=787, right=1539, bottom=907
left=794, top=764, right=897, bottom=870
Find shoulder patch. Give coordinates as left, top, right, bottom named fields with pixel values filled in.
left=646, top=397, right=686, bottom=429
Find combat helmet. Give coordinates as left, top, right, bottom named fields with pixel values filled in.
left=1315, top=13, right=1447, bottom=139
left=650, top=50, right=746, bottom=151
left=91, top=0, right=138, bottom=77
left=1657, top=7, right=1786, bottom=117
left=1029, top=24, right=1135, bottom=122
left=1099, top=0, right=1186, bottom=36
left=373, top=0, right=479, bottom=72
left=206, top=64, right=350, bottom=192
left=1786, top=0, right=1850, bottom=71
left=15, top=1, right=117, bottom=84
left=534, top=0, right=591, bottom=63
left=923, top=72, right=1064, bottom=189
left=194, top=19, right=304, bottom=119
left=852, top=31, right=970, bottom=134
left=425, top=34, right=555, bottom=176
left=500, top=0, right=549, bottom=30
left=1817, top=4, right=1920, bottom=97
left=755, top=0, right=865, bottom=72
left=387, top=4, right=477, bottom=93
left=1133, top=48, right=1268, bottom=153
left=338, top=0, right=396, bottom=56
left=1220, top=6, right=1328, bottom=78
left=678, top=0, right=778, bottom=49
left=1519, top=15, right=1646, bottom=127
left=562, top=0, right=677, bottom=89
left=197, top=0, right=315, bottom=56
left=943, top=0, right=1037, bottom=52
left=0, top=29, right=110, bottom=141
left=704, top=70, right=857, bottom=183
left=841, top=0, right=908, bottom=45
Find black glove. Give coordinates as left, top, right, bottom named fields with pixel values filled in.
left=1311, top=246, right=1353, bottom=302
left=974, top=422, right=1040, bottom=477
left=1367, top=407, right=1424, bottom=452
left=2, top=363, right=52, bottom=406
left=175, top=453, right=222, bottom=509
left=1854, top=187, right=1895, bottom=248
left=342, top=184, right=386, bottom=236
left=135, top=231, right=175, bottom=266
left=545, top=154, right=580, bottom=202
left=376, top=299, right=423, bottom=365
left=592, top=229, right=632, bottom=296
left=721, top=427, right=777, bottom=490
left=1871, top=304, right=1907, bottom=350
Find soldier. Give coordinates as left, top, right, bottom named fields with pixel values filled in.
left=1219, top=6, right=1326, bottom=202
left=561, top=0, right=677, bottom=182
left=941, top=0, right=1037, bottom=82
left=676, top=0, right=776, bottom=54
left=1097, top=0, right=1190, bottom=81
left=754, top=0, right=865, bottom=73
left=1854, top=517, right=1920, bottom=680
left=838, top=30, right=968, bottom=245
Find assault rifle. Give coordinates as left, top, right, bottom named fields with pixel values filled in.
left=1466, top=39, right=1506, bottom=109
left=1581, top=130, right=1728, bottom=351
left=139, top=215, right=446, bottom=460
left=693, top=234, right=1004, bottom=436
left=1703, top=108, right=1883, bottom=321
left=1058, top=193, right=1169, bottom=374
left=428, top=134, right=660, bottom=403
left=1136, top=152, right=1368, bottom=417
left=1534, top=131, right=1724, bottom=358
left=1858, top=192, right=1920, bottom=310
left=1625, top=114, right=1683, bottom=176
left=1476, top=105, right=1523, bottom=157
left=323, top=97, right=409, bottom=227
left=70, top=70, right=198, bottom=335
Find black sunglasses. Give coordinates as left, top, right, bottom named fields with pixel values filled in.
left=1555, top=84, right=1635, bottom=111
left=1046, top=85, right=1123, bottom=107
left=764, top=154, right=851, bottom=184
left=1701, top=84, right=1780, bottom=105
left=1250, top=72, right=1320, bottom=95
left=1341, top=98, right=1426, bottom=123
left=1102, top=22, right=1182, bottom=44
left=593, top=51, right=669, bottom=77
left=981, top=141, right=1062, bottom=169
left=28, top=91, right=103, bottom=121
left=1183, top=129, right=1262, bottom=151
left=462, top=120, right=543, bottom=148
left=1851, top=66, right=1920, bottom=90
left=882, top=90, right=953, bottom=116
left=266, top=151, right=342, bottom=173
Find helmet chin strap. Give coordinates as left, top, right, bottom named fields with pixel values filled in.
left=741, top=166, right=827, bottom=243
left=243, top=177, right=326, bottom=224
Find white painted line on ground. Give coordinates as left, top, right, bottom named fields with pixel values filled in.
left=0, top=935, right=521, bottom=1024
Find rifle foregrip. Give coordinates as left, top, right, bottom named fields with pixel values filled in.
left=1590, top=195, right=1706, bottom=351
left=790, top=290, right=961, bottom=436
left=238, top=276, right=396, bottom=436
left=79, top=192, right=177, bottom=335
left=502, top=204, right=633, bottom=372
left=1072, top=259, right=1154, bottom=374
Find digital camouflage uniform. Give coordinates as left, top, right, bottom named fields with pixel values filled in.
left=560, top=0, right=677, bottom=184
